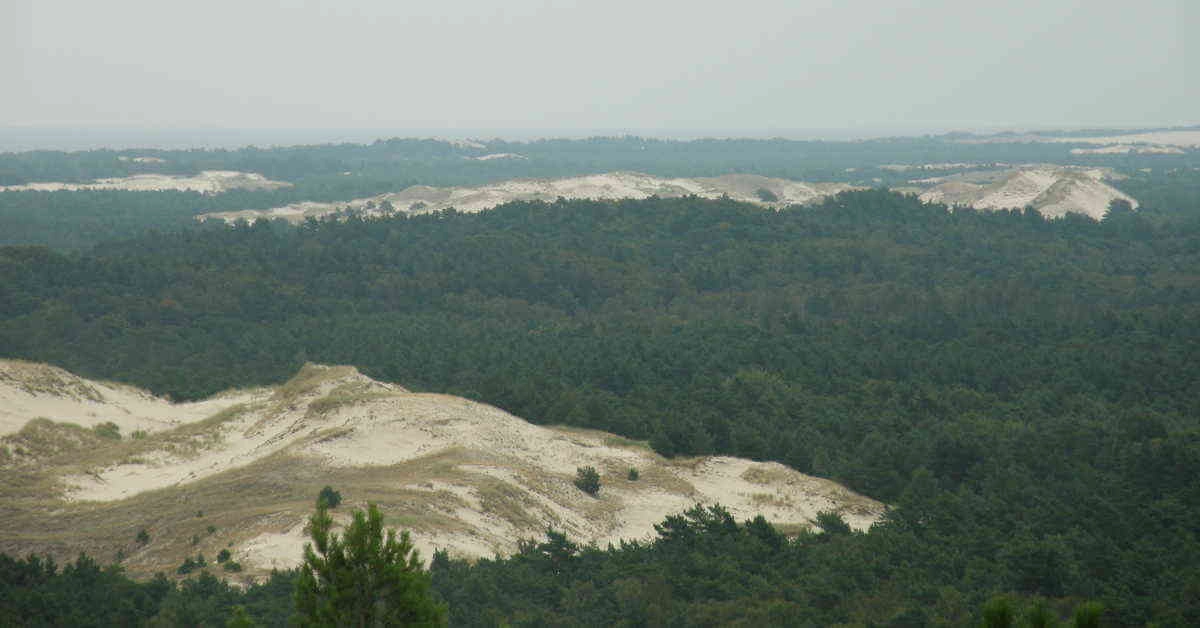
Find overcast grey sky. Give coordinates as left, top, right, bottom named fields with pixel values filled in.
left=4, top=0, right=1195, bottom=137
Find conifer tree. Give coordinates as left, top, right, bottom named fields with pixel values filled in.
left=293, top=502, right=446, bottom=627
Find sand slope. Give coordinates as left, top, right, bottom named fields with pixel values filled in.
left=918, top=166, right=1137, bottom=219
left=0, top=171, right=291, bottom=193
left=0, top=362, right=884, bottom=579
left=0, top=360, right=265, bottom=437
left=198, top=172, right=860, bottom=224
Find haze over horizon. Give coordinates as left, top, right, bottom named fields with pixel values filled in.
left=5, top=0, right=1196, bottom=149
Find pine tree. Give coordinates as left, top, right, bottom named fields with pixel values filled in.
left=293, top=503, right=446, bottom=627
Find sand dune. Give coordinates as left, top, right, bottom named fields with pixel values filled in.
left=198, top=172, right=860, bottom=224
left=0, top=170, right=290, bottom=193
left=918, top=166, right=1136, bottom=219
left=0, top=361, right=884, bottom=579
left=0, top=360, right=264, bottom=437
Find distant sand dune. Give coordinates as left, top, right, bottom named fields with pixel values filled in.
left=0, top=170, right=291, bottom=193
left=198, top=172, right=861, bottom=224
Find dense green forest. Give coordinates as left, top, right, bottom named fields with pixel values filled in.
left=0, top=506, right=1109, bottom=627
left=2, top=190, right=1199, bottom=624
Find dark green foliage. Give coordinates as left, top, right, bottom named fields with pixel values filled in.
left=150, top=571, right=255, bottom=627
left=222, top=561, right=243, bottom=573
left=975, top=596, right=1103, bottom=628
left=755, top=187, right=779, bottom=202
left=982, top=595, right=1016, bottom=628
left=573, top=466, right=601, bottom=496
left=1024, top=598, right=1059, bottom=628
left=294, top=503, right=446, bottom=627
left=627, top=467, right=639, bottom=481
left=1072, top=601, right=1104, bottom=628
left=136, top=528, right=150, bottom=545
left=814, top=510, right=852, bottom=536
left=0, top=553, right=298, bottom=627
left=176, top=554, right=206, bottom=575
left=430, top=505, right=872, bottom=625
left=316, top=485, right=342, bottom=509
left=226, top=605, right=256, bottom=628
left=0, top=553, right=171, bottom=627
left=217, top=549, right=231, bottom=563
left=0, top=512, right=1126, bottom=627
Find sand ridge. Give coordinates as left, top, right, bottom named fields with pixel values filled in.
left=917, top=166, right=1137, bottom=219
left=198, top=172, right=862, bottom=224
left=0, top=170, right=291, bottom=193
left=0, top=359, right=266, bottom=437
left=0, top=362, right=885, bottom=577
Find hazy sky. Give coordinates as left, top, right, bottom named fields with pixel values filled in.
left=4, top=0, right=1195, bottom=136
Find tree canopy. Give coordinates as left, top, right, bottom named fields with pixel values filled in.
left=294, top=503, right=446, bottom=627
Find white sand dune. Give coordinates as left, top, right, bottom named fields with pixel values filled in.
left=199, top=172, right=860, bottom=224
left=0, top=360, right=265, bottom=437
left=918, top=166, right=1136, bottom=219
left=0, top=171, right=291, bottom=193
left=0, top=361, right=884, bottom=575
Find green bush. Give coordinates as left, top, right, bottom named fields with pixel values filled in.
left=627, top=468, right=639, bottom=481
left=176, top=556, right=201, bottom=575
left=217, top=549, right=231, bottom=563
left=317, top=485, right=342, bottom=509
left=574, top=466, right=601, bottom=496
left=135, top=528, right=150, bottom=545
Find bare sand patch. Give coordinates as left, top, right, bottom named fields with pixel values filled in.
left=198, top=172, right=862, bottom=224
left=918, top=166, right=1137, bottom=219
left=0, top=171, right=290, bottom=193
left=0, top=359, right=265, bottom=437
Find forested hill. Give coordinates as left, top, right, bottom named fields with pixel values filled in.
left=2, top=190, right=1200, bottom=623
